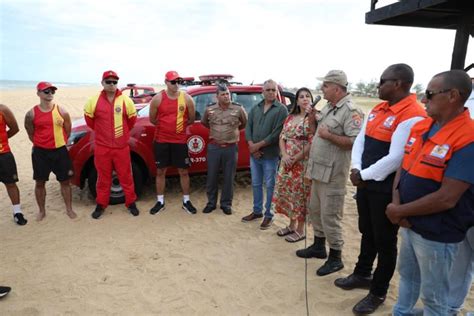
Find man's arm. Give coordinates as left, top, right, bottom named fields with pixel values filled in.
left=0, top=104, right=19, bottom=138
left=58, top=106, right=72, bottom=138
left=185, top=94, right=196, bottom=124
left=386, top=177, right=471, bottom=225
left=360, top=117, right=424, bottom=181
left=201, top=107, right=210, bottom=129
left=149, top=93, right=162, bottom=125
left=238, top=107, right=248, bottom=130
left=318, top=125, right=355, bottom=150
left=24, top=109, right=35, bottom=143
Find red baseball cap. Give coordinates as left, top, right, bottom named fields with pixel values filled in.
left=37, top=81, right=57, bottom=91
left=102, top=70, right=119, bottom=80
left=165, top=70, right=182, bottom=81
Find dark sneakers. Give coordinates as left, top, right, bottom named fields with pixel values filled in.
left=352, top=293, right=385, bottom=315
left=202, top=205, right=216, bottom=213
left=241, top=212, right=263, bottom=222
left=334, top=273, right=372, bottom=290
left=221, top=207, right=232, bottom=215
left=182, top=201, right=197, bottom=214
left=13, top=213, right=27, bottom=226
left=91, top=205, right=104, bottom=219
left=128, top=202, right=140, bottom=216
left=0, top=286, right=11, bottom=298
left=150, top=201, right=165, bottom=215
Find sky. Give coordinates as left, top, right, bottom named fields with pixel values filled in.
left=0, top=0, right=472, bottom=89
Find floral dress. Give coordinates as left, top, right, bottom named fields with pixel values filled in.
left=271, top=114, right=313, bottom=221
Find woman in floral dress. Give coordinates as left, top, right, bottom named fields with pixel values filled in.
left=272, top=87, right=315, bottom=242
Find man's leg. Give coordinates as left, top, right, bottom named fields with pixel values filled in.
left=308, top=181, right=324, bottom=238
left=415, top=231, right=459, bottom=315
left=205, top=144, right=221, bottom=209
left=250, top=156, right=263, bottom=214
left=112, top=146, right=137, bottom=207
left=94, top=146, right=113, bottom=208
left=353, top=188, right=377, bottom=278
left=262, top=157, right=279, bottom=218
left=220, top=145, right=237, bottom=209
left=60, top=180, right=76, bottom=219
left=5, top=182, right=19, bottom=205
left=393, top=228, right=422, bottom=316
left=448, top=227, right=474, bottom=314
left=34, top=180, right=47, bottom=221
left=155, top=168, right=167, bottom=195
left=178, top=168, right=190, bottom=195
left=368, top=191, right=398, bottom=297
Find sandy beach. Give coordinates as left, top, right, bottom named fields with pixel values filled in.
left=0, top=86, right=472, bottom=315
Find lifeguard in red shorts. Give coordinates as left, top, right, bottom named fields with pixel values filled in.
left=84, top=70, right=139, bottom=219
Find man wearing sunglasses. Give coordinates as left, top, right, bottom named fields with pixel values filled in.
left=24, top=82, right=76, bottom=221
left=0, top=103, right=27, bottom=225
left=84, top=70, right=139, bottom=219
left=297, top=70, right=364, bottom=277
left=385, top=70, right=474, bottom=315
left=334, top=64, right=426, bottom=314
left=149, top=70, right=197, bottom=215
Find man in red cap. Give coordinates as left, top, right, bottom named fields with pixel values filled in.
left=24, top=82, right=76, bottom=221
left=0, top=103, right=27, bottom=225
left=149, top=70, right=197, bottom=215
left=84, top=70, right=139, bottom=219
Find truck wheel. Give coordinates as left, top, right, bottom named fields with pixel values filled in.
left=87, top=161, right=144, bottom=205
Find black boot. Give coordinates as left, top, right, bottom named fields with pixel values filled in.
left=316, top=248, right=344, bottom=276
left=296, top=236, right=327, bottom=259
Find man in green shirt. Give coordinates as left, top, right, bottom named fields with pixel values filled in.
left=241, top=79, right=288, bottom=230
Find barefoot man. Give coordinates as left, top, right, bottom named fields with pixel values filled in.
left=24, top=82, right=76, bottom=220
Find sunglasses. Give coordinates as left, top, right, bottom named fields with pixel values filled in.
left=105, top=80, right=118, bottom=85
left=379, top=78, right=398, bottom=86
left=168, top=80, right=181, bottom=85
left=424, top=89, right=451, bottom=100
left=42, top=89, right=56, bottom=95
left=265, top=88, right=277, bottom=92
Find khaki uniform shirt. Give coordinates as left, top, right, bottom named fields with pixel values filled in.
left=201, top=102, right=247, bottom=144
left=306, top=94, right=364, bottom=192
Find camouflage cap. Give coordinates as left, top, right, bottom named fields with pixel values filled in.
left=317, top=70, right=348, bottom=87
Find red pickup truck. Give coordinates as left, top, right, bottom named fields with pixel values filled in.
left=67, top=74, right=295, bottom=204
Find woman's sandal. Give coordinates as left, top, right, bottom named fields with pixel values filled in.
left=276, top=226, right=294, bottom=237
left=285, top=231, right=306, bottom=243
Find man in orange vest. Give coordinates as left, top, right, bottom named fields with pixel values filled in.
left=148, top=71, right=197, bottom=215
left=24, top=82, right=76, bottom=221
left=84, top=71, right=139, bottom=219
left=387, top=70, right=474, bottom=315
left=0, top=103, right=27, bottom=225
left=335, top=64, right=426, bottom=314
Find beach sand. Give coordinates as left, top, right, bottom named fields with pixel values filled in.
left=0, top=86, right=472, bottom=315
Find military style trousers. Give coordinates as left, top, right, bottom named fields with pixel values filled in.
left=205, top=143, right=238, bottom=209
left=308, top=180, right=345, bottom=250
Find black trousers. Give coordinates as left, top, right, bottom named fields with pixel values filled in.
left=353, top=187, right=399, bottom=297
left=205, top=143, right=238, bottom=209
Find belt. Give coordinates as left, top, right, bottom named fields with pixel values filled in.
left=209, top=141, right=237, bottom=148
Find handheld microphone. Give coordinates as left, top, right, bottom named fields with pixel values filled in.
left=305, top=95, right=322, bottom=118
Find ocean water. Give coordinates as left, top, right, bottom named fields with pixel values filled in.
left=0, top=80, right=94, bottom=90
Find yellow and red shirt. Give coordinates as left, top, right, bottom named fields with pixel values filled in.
left=154, top=90, right=189, bottom=144
left=84, top=90, right=137, bottom=148
left=0, top=112, right=11, bottom=153
left=33, top=104, right=68, bottom=149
